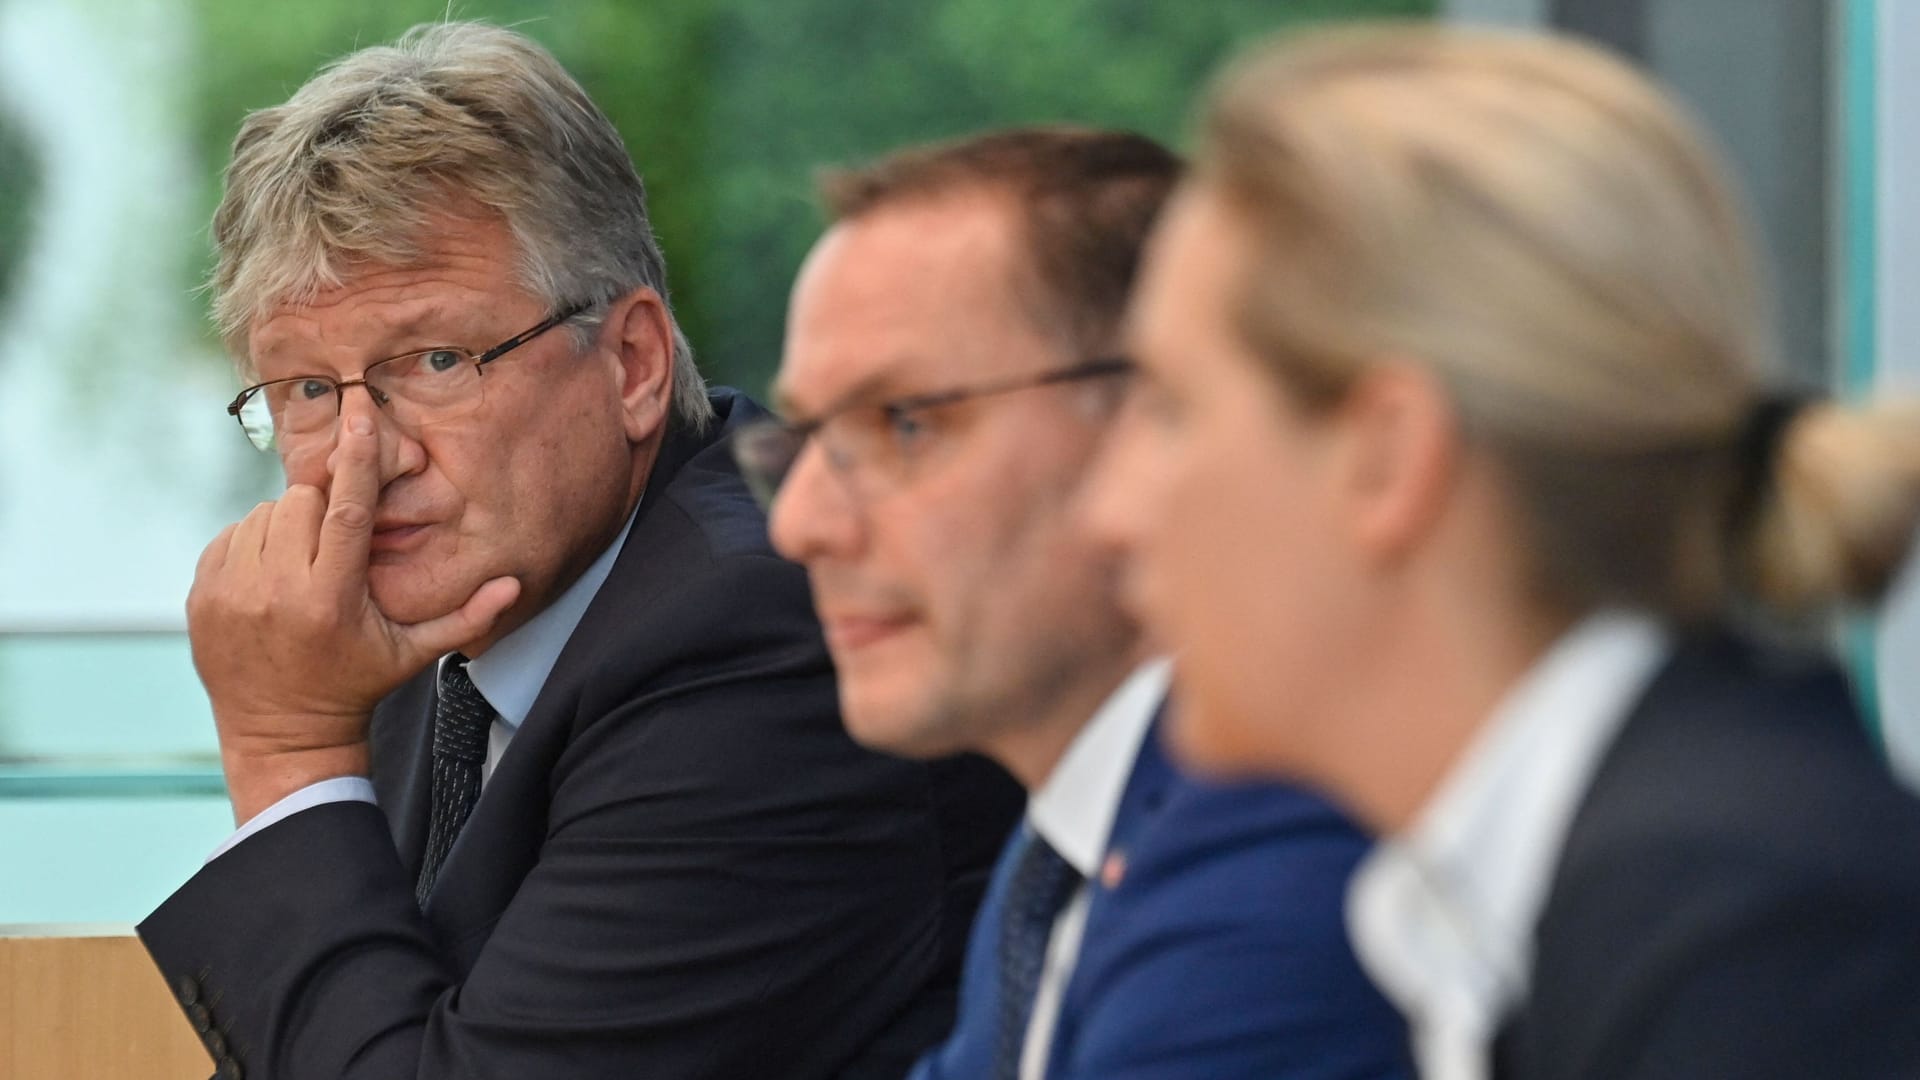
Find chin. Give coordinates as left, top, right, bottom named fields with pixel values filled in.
left=838, top=680, right=955, bottom=760
left=366, top=569, right=472, bottom=631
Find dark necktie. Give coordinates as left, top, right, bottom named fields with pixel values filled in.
left=416, top=655, right=494, bottom=906
left=992, top=828, right=1082, bottom=1080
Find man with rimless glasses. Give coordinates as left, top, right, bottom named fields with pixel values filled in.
left=138, top=23, right=1019, bottom=1080
left=742, top=127, right=1408, bottom=1080
left=223, top=302, right=591, bottom=454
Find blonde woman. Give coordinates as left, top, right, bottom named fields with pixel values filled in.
left=1085, top=26, right=1920, bottom=1080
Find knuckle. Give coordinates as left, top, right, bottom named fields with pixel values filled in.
left=328, top=501, right=374, bottom=531
left=288, top=600, right=332, bottom=634
left=237, top=590, right=274, bottom=621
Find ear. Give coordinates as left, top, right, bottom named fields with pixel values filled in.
left=603, top=284, right=676, bottom=444
left=1332, top=360, right=1461, bottom=564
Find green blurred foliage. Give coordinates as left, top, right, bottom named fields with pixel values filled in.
left=0, top=107, right=36, bottom=318
left=188, top=0, right=1431, bottom=395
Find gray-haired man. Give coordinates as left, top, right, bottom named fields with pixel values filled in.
left=139, top=23, right=1018, bottom=1080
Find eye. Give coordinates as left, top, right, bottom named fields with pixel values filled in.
left=884, top=407, right=933, bottom=449
left=422, top=349, right=466, bottom=374
left=294, top=378, right=335, bottom=402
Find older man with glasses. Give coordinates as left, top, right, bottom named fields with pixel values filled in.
left=138, top=22, right=1019, bottom=1080
left=746, top=126, right=1410, bottom=1080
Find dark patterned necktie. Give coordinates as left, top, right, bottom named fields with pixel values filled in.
left=415, top=655, right=494, bottom=906
left=992, top=827, right=1082, bottom=1080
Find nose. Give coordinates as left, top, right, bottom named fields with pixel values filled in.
left=317, top=385, right=427, bottom=492
left=335, top=375, right=389, bottom=408
left=768, top=440, right=866, bottom=566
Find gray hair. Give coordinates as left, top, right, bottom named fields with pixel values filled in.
left=210, top=21, right=712, bottom=433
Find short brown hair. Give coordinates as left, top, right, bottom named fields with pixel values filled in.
left=819, top=127, right=1181, bottom=353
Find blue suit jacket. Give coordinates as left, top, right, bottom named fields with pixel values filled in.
left=913, top=714, right=1412, bottom=1080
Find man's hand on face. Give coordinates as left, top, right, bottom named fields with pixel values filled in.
left=189, top=413, right=521, bottom=824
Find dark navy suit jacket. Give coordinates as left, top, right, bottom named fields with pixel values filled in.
left=139, top=389, right=1022, bottom=1080
left=1497, top=631, right=1920, bottom=1078
left=912, top=713, right=1412, bottom=1080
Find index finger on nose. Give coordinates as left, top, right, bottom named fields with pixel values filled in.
left=315, top=413, right=380, bottom=584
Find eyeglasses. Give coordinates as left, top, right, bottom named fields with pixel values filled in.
left=225, top=302, right=590, bottom=452
left=732, top=357, right=1133, bottom=509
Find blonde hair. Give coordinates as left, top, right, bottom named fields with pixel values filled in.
left=1197, top=25, right=1920, bottom=619
left=210, top=21, right=712, bottom=433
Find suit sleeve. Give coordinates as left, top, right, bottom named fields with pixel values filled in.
left=140, top=552, right=952, bottom=1080
left=1049, top=784, right=1413, bottom=1080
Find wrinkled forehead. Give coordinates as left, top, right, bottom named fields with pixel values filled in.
left=238, top=217, right=534, bottom=378
left=247, top=298, right=441, bottom=375
left=228, top=203, right=534, bottom=371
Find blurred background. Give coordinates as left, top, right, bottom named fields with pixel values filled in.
left=0, top=0, right=1914, bottom=924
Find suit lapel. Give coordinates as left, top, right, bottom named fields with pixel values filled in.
left=476, top=387, right=763, bottom=776
left=1087, top=701, right=1177, bottom=898
left=1039, top=699, right=1176, bottom=1078
left=381, top=392, right=756, bottom=954
left=369, top=668, right=438, bottom=877
left=460, top=388, right=758, bottom=798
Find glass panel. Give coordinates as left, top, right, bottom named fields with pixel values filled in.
left=0, top=632, right=227, bottom=921
left=0, top=796, right=235, bottom=923
left=0, top=633, right=211, bottom=762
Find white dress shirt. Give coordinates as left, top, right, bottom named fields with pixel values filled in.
left=1018, top=659, right=1171, bottom=1080
left=208, top=508, right=638, bottom=862
left=1347, top=612, right=1669, bottom=1080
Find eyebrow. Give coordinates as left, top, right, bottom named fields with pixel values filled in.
left=378, top=306, right=471, bottom=349
left=251, top=302, right=477, bottom=376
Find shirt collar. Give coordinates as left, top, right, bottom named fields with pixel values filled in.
left=1026, top=659, right=1171, bottom=877
left=462, top=503, right=639, bottom=734
left=1348, top=611, right=1669, bottom=1072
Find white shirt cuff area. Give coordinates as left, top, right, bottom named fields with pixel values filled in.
left=206, top=776, right=378, bottom=864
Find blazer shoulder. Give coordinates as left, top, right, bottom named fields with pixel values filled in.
left=655, top=455, right=780, bottom=568
left=1561, top=632, right=1920, bottom=885
left=540, top=403, right=829, bottom=721
left=1052, top=773, right=1409, bottom=1079
left=1112, top=774, right=1372, bottom=929
left=638, top=386, right=781, bottom=568
left=600, top=395, right=813, bottom=642
left=1518, top=633, right=1920, bottom=1078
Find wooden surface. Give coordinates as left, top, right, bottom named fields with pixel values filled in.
left=0, top=926, right=212, bottom=1079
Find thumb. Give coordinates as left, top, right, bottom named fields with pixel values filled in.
left=393, top=576, right=523, bottom=666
